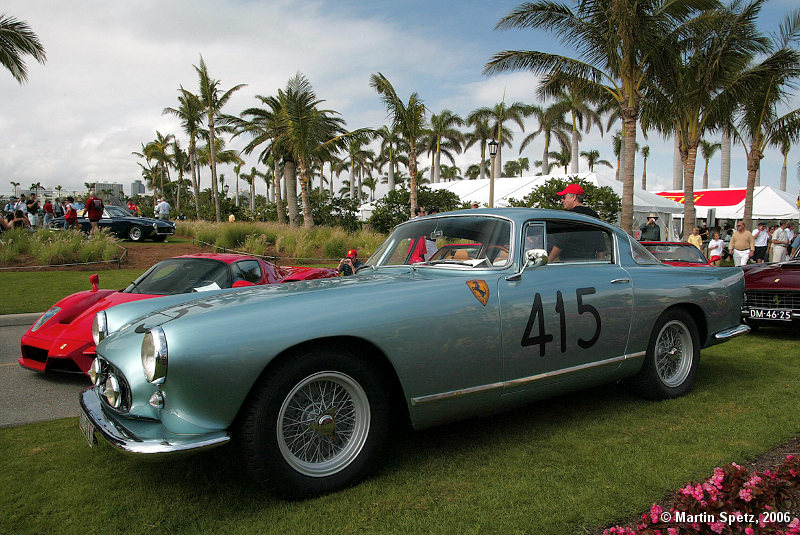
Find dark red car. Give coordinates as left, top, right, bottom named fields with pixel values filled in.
left=19, top=253, right=337, bottom=376
left=741, top=247, right=800, bottom=329
left=641, top=242, right=713, bottom=267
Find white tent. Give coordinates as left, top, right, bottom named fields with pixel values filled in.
left=656, top=186, right=800, bottom=221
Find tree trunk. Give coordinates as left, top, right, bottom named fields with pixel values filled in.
left=409, top=147, right=418, bottom=217
left=479, top=141, right=486, bottom=180
left=250, top=182, right=255, bottom=211
left=495, top=143, right=502, bottom=179
left=176, top=170, right=182, bottom=212
left=617, top=135, right=625, bottom=182
left=235, top=173, right=240, bottom=207
left=780, top=155, right=787, bottom=191
left=702, top=163, right=709, bottom=190
left=298, top=162, right=314, bottom=229
left=743, top=145, right=762, bottom=230
left=542, top=136, right=550, bottom=176
left=720, top=127, right=731, bottom=188
left=208, top=118, right=221, bottom=222
left=621, top=111, right=637, bottom=235
left=275, top=164, right=286, bottom=224
left=193, top=152, right=202, bottom=218
left=682, top=144, right=698, bottom=232
left=284, top=160, right=299, bottom=227
left=570, top=124, right=579, bottom=174
left=434, top=149, right=441, bottom=184
left=357, top=171, right=362, bottom=200
left=673, top=136, right=683, bottom=190
left=641, top=157, right=647, bottom=190
left=388, top=157, right=395, bottom=191
left=349, top=162, right=356, bottom=199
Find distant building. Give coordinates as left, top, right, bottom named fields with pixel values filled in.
left=130, top=180, right=146, bottom=197
left=93, top=182, right=125, bottom=203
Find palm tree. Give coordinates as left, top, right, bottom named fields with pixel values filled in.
left=194, top=56, right=246, bottom=222
left=164, top=88, right=204, bottom=216
left=469, top=102, right=529, bottom=179
left=581, top=149, right=612, bottom=172
left=463, top=115, right=493, bottom=181
left=275, top=73, right=352, bottom=228
left=521, top=103, right=571, bottom=175
left=142, top=131, right=174, bottom=199
left=549, top=148, right=572, bottom=174
left=9, top=181, right=19, bottom=196
left=370, top=73, right=427, bottom=216
left=486, top=0, right=710, bottom=234
left=377, top=125, right=406, bottom=191
left=0, top=14, right=46, bottom=84
left=732, top=10, right=800, bottom=229
left=29, top=181, right=42, bottom=200
left=643, top=0, right=770, bottom=228
left=545, top=88, right=603, bottom=173
left=774, top=133, right=791, bottom=192
left=720, top=125, right=732, bottom=187
left=427, top=109, right=464, bottom=184
left=640, top=146, right=650, bottom=189
left=699, top=140, right=722, bottom=189
left=503, top=160, right=520, bottom=177
left=169, top=139, right=190, bottom=210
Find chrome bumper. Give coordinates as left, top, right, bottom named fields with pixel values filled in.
left=79, top=387, right=230, bottom=455
left=713, top=324, right=751, bottom=341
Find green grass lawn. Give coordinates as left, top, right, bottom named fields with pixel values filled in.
left=1, top=331, right=798, bottom=534
left=0, top=269, right=145, bottom=314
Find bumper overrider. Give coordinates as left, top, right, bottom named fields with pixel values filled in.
left=79, top=387, right=229, bottom=455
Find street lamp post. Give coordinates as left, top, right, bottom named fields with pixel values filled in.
left=488, top=139, right=498, bottom=208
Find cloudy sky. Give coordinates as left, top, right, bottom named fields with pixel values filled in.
left=2, top=0, right=798, bottom=200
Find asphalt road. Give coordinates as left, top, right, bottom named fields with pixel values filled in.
left=0, top=314, right=88, bottom=428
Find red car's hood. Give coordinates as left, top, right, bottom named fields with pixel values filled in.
left=661, top=260, right=712, bottom=267
left=742, top=260, right=800, bottom=289
left=26, top=289, right=155, bottom=342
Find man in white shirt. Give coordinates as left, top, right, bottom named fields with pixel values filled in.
left=770, top=220, right=789, bottom=263
left=154, top=198, right=171, bottom=220
left=752, top=222, right=769, bottom=263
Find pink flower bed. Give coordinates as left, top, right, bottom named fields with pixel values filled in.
left=605, top=455, right=800, bottom=534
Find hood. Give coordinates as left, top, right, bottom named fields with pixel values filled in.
left=743, top=259, right=800, bottom=289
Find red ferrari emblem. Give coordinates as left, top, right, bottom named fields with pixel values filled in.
left=467, top=280, right=489, bottom=306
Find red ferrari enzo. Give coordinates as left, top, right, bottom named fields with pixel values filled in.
left=19, top=253, right=337, bottom=376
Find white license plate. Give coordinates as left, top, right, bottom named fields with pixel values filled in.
left=79, top=409, right=97, bottom=447
left=749, top=308, right=792, bottom=321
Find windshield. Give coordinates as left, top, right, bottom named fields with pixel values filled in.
left=365, top=216, right=512, bottom=268
left=124, top=258, right=231, bottom=295
left=106, top=205, right=130, bottom=217
left=643, top=243, right=708, bottom=264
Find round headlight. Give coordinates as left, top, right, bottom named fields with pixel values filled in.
left=141, top=326, right=168, bottom=384
left=103, top=374, right=121, bottom=409
left=32, top=306, right=61, bottom=332
left=88, top=358, right=102, bottom=386
left=92, top=311, right=108, bottom=346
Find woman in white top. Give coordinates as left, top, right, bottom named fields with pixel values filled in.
left=707, top=231, right=724, bottom=267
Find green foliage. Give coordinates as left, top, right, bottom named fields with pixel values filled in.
left=215, top=223, right=255, bottom=250
left=306, top=190, right=360, bottom=232
left=368, top=186, right=462, bottom=233
left=507, top=176, right=621, bottom=224
left=1, top=229, right=121, bottom=266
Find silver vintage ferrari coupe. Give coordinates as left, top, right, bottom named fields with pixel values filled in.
left=80, top=208, right=749, bottom=497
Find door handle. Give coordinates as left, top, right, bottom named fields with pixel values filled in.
left=610, top=278, right=630, bottom=284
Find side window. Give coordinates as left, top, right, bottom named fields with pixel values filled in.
left=629, top=237, right=662, bottom=265
left=522, top=223, right=546, bottom=253
left=232, top=260, right=263, bottom=283
left=545, top=221, right=613, bottom=264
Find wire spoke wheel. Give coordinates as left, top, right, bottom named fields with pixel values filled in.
left=654, top=320, right=693, bottom=388
left=277, top=371, right=370, bottom=478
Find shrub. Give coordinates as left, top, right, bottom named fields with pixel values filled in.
left=507, top=176, right=621, bottom=224
left=368, top=186, right=461, bottom=234
left=215, top=223, right=256, bottom=250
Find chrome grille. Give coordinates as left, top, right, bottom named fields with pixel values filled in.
left=744, top=290, right=800, bottom=310
left=96, top=358, right=132, bottom=412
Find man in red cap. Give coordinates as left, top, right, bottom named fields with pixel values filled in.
left=556, top=183, right=599, bottom=219
left=337, top=249, right=363, bottom=276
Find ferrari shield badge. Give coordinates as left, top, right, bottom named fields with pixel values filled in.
left=467, top=280, right=489, bottom=306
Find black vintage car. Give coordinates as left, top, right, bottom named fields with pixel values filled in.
left=49, top=205, right=175, bottom=242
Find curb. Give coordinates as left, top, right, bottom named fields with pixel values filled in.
left=0, top=313, right=43, bottom=327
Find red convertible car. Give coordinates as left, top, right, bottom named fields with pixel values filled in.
left=641, top=242, right=713, bottom=267
left=741, top=247, right=800, bottom=329
left=19, top=253, right=337, bottom=376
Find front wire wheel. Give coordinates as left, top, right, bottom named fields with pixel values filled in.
left=277, top=371, right=370, bottom=478
left=633, top=309, right=700, bottom=400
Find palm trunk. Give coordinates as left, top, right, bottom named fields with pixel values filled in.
left=495, top=143, right=502, bottom=179
left=357, top=171, right=362, bottom=200
left=755, top=168, right=760, bottom=187
left=673, top=136, right=683, bottom=190
left=298, top=162, right=314, bottom=229
left=683, top=144, right=698, bottom=231
left=702, top=162, right=709, bottom=189
left=284, top=160, right=299, bottom=227
left=641, top=157, right=647, bottom=190
left=275, top=163, right=286, bottom=224
left=349, top=161, right=356, bottom=199
left=720, top=128, right=731, bottom=188
left=250, top=182, right=255, bottom=211
left=235, top=173, right=240, bottom=207
left=434, top=146, right=441, bottom=184
left=409, top=147, right=418, bottom=217
left=479, top=141, right=486, bottom=180
left=388, top=156, right=395, bottom=190
left=193, top=152, right=203, bottom=217
left=621, top=111, right=637, bottom=235
left=208, top=119, right=221, bottom=222
left=743, top=145, right=761, bottom=230
left=176, top=170, right=182, bottom=211
left=542, top=137, right=551, bottom=175
left=780, top=154, right=787, bottom=191
left=570, top=122, right=579, bottom=174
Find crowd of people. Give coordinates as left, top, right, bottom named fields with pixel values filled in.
left=2, top=192, right=87, bottom=233
left=683, top=219, right=797, bottom=266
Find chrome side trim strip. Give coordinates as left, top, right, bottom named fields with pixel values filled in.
left=714, top=324, right=750, bottom=340
left=411, top=351, right=646, bottom=406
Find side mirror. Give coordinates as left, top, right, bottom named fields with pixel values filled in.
left=525, top=249, right=549, bottom=268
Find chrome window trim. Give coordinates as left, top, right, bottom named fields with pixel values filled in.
left=410, top=351, right=646, bottom=406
